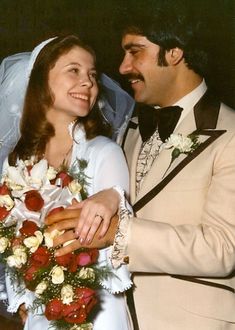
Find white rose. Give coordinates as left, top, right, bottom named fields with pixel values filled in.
left=0, top=195, right=14, bottom=211
left=46, top=166, right=58, bottom=181
left=6, top=181, right=24, bottom=191
left=177, top=136, right=193, bottom=152
left=165, top=134, right=182, bottom=149
left=78, top=267, right=95, bottom=282
left=165, top=134, right=194, bottom=153
left=50, top=265, right=65, bottom=284
left=68, top=180, right=82, bottom=195
left=44, top=229, right=64, bottom=248
left=23, top=231, right=43, bottom=252
left=0, top=237, right=10, bottom=253
left=35, top=281, right=48, bottom=297
left=7, top=255, right=18, bottom=268
left=7, top=246, right=27, bottom=268
left=61, top=284, right=74, bottom=305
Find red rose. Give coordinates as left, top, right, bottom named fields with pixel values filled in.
left=76, top=249, right=99, bottom=266
left=75, top=287, right=97, bottom=314
left=24, top=264, right=40, bottom=282
left=68, top=254, right=78, bottom=273
left=30, top=246, right=50, bottom=267
left=47, top=206, right=64, bottom=217
left=53, top=172, right=73, bottom=187
left=24, top=190, right=44, bottom=212
left=19, top=220, right=39, bottom=237
left=45, top=299, right=63, bottom=321
left=55, top=252, right=73, bottom=267
left=0, top=206, right=9, bottom=221
left=55, top=253, right=78, bottom=272
left=0, top=184, right=10, bottom=195
left=62, top=301, right=87, bottom=324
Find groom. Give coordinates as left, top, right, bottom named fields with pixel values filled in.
left=47, top=2, right=235, bottom=329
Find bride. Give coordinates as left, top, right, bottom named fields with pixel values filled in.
left=1, top=35, right=134, bottom=330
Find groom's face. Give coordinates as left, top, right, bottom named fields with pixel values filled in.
left=119, top=33, right=174, bottom=107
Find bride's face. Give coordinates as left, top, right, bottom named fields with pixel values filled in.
left=48, top=46, right=99, bottom=119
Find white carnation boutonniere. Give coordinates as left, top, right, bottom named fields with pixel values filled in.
left=163, top=133, right=201, bottom=176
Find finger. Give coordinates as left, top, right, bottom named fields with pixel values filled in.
left=55, top=239, right=83, bottom=257
left=67, top=200, right=84, bottom=209
left=46, top=219, right=78, bottom=233
left=45, top=209, right=81, bottom=225
left=77, top=207, right=103, bottom=242
left=82, top=219, right=101, bottom=244
left=98, top=217, right=110, bottom=238
left=75, top=204, right=93, bottom=237
left=53, top=230, right=77, bottom=247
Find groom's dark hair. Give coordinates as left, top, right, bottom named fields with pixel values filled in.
left=122, top=0, right=209, bottom=77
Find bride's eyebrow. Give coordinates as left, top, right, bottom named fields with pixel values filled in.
left=65, top=62, right=96, bottom=71
left=65, top=62, right=81, bottom=67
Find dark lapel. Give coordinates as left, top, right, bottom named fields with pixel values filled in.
left=194, top=89, right=220, bottom=130
left=133, top=90, right=226, bottom=213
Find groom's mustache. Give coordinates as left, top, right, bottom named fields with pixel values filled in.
left=126, top=73, right=144, bottom=82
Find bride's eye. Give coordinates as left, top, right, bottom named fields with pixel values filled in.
left=70, top=67, right=79, bottom=74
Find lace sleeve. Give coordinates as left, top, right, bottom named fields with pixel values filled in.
left=111, top=186, right=133, bottom=269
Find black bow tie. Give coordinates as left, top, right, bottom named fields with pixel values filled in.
left=138, top=105, right=183, bottom=142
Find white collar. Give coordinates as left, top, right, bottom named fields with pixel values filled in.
left=174, top=80, right=207, bottom=125
left=174, top=79, right=207, bottom=109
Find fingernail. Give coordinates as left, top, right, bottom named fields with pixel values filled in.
left=86, top=238, right=91, bottom=244
left=75, top=231, right=80, bottom=238
left=79, top=237, right=84, bottom=244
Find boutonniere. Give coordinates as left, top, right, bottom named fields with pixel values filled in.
left=163, top=133, right=201, bottom=177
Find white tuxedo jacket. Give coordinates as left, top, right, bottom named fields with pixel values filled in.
left=124, top=91, right=235, bottom=330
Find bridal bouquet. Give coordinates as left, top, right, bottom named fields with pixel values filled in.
left=0, top=157, right=111, bottom=330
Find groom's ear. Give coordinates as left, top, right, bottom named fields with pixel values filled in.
left=165, top=47, right=184, bottom=65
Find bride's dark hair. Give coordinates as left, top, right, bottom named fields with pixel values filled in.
left=9, top=35, right=111, bottom=165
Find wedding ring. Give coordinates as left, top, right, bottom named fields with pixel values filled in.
left=95, top=213, right=104, bottom=221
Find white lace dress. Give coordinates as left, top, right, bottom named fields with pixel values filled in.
left=5, top=126, right=133, bottom=330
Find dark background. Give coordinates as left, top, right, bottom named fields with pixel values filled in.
left=0, top=0, right=235, bottom=108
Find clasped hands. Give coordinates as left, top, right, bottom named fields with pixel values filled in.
left=45, top=188, right=120, bottom=256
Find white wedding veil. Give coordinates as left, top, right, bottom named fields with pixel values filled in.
left=0, top=37, right=135, bottom=173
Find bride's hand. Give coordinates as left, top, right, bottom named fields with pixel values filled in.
left=72, top=188, right=120, bottom=243
left=45, top=188, right=120, bottom=245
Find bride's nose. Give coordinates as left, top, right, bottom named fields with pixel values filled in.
left=79, top=73, right=93, bottom=88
